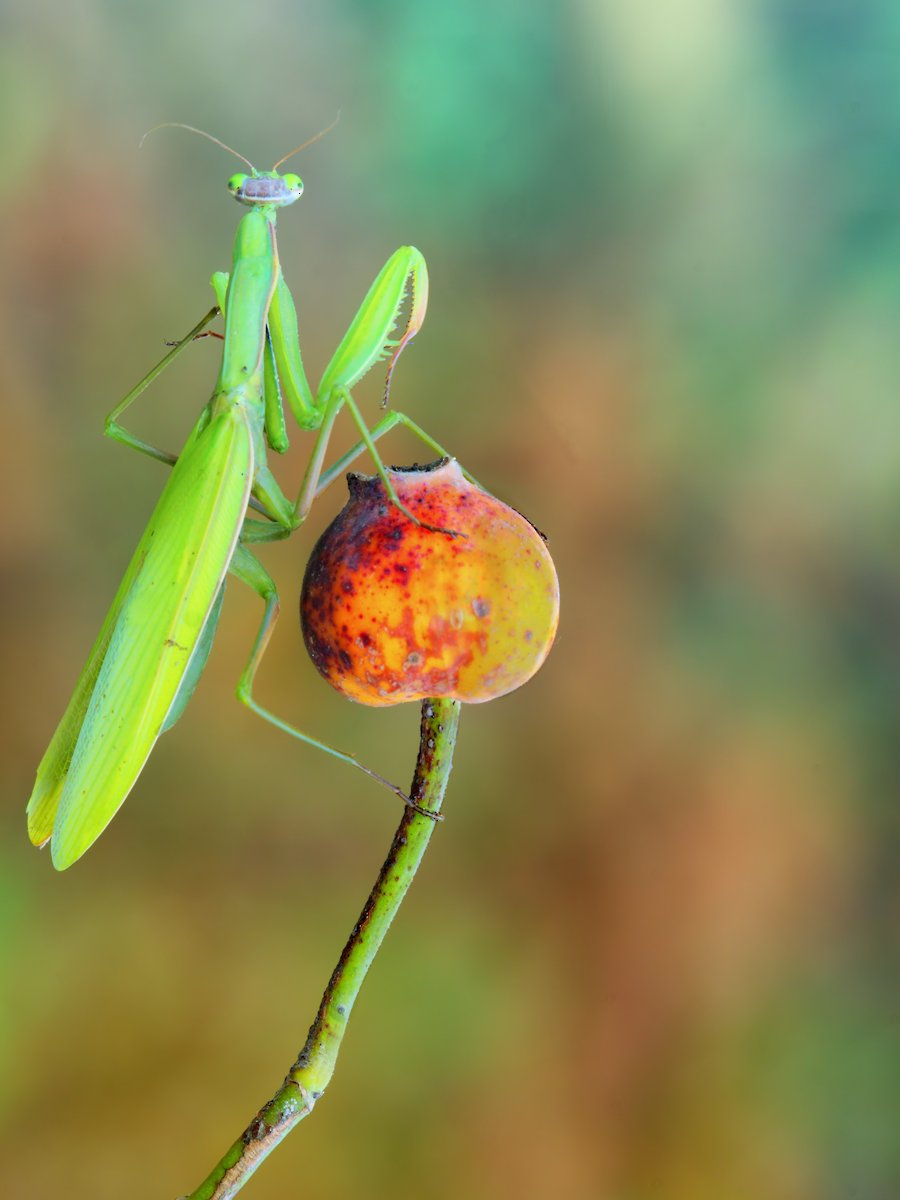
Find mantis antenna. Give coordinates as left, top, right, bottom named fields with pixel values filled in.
left=272, top=112, right=342, bottom=171
left=139, top=123, right=256, bottom=173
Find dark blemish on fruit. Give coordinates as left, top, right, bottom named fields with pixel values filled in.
left=472, top=597, right=491, bottom=618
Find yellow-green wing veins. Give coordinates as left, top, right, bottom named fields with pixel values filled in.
left=25, top=414, right=210, bottom=848
left=29, top=406, right=253, bottom=869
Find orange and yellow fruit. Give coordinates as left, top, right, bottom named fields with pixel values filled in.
left=300, top=459, right=559, bottom=705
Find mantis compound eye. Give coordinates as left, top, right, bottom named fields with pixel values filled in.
left=300, top=458, right=560, bottom=705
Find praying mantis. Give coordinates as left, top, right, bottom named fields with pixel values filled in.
left=26, top=126, right=454, bottom=871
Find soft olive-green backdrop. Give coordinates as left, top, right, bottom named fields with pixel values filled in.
left=1, top=2, right=897, bottom=1198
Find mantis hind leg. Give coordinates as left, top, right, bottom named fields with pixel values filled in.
left=228, top=544, right=415, bottom=806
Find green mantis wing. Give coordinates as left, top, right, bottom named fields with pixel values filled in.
left=27, top=405, right=254, bottom=870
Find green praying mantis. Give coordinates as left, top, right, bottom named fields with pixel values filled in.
left=27, top=125, right=455, bottom=871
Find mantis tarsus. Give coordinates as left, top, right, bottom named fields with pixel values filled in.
left=27, top=126, right=455, bottom=871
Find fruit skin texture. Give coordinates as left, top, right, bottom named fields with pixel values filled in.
left=301, top=459, right=559, bottom=706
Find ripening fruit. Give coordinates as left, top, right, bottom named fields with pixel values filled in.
left=300, top=458, right=559, bottom=705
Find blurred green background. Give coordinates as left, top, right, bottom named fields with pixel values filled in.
left=1, top=1, right=898, bottom=1197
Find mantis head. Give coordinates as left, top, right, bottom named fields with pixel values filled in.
left=228, top=172, right=304, bottom=208
left=140, top=119, right=338, bottom=212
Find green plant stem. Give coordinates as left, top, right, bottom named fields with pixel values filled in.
left=180, top=698, right=461, bottom=1200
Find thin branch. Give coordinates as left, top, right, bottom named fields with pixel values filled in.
left=180, top=697, right=462, bottom=1200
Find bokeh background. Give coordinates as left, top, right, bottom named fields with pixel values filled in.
left=1, top=2, right=897, bottom=1197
